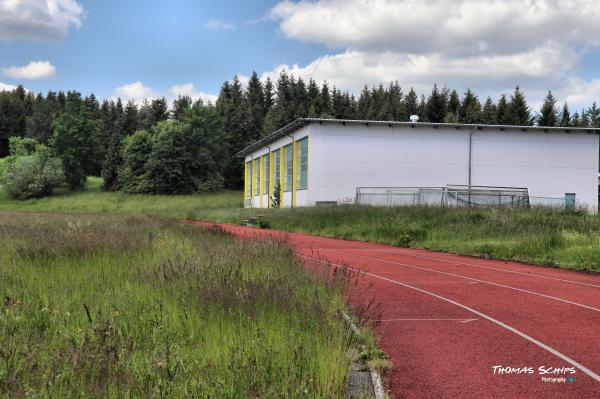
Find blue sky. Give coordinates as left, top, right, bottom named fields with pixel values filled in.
left=1, top=0, right=600, bottom=110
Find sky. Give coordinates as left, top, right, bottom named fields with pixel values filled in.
left=1, top=0, right=600, bottom=111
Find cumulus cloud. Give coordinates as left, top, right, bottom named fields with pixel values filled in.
left=169, top=83, right=218, bottom=104
left=0, top=0, right=84, bottom=41
left=114, top=81, right=159, bottom=102
left=205, top=19, right=236, bottom=30
left=267, top=0, right=600, bottom=109
left=3, top=61, right=57, bottom=80
left=0, top=82, right=18, bottom=91
left=113, top=82, right=217, bottom=106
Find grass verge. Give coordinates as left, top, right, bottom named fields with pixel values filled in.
left=2, top=178, right=598, bottom=272
left=0, top=213, right=376, bottom=398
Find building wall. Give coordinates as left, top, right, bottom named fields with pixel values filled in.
left=244, top=125, right=311, bottom=208
left=307, top=123, right=599, bottom=210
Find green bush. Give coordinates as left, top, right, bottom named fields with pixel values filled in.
left=1, top=146, right=65, bottom=200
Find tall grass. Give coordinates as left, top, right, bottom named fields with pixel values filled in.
left=0, top=215, right=359, bottom=397
left=231, top=205, right=600, bottom=272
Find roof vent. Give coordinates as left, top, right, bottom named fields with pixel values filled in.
left=410, top=115, right=419, bottom=123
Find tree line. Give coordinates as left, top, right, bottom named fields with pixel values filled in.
left=1, top=71, right=599, bottom=199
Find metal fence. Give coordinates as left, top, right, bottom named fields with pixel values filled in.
left=355, top=186, right=568, bottom=210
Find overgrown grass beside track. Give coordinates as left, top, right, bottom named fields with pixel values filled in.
left=2, top=178, right=599, bottom=272
left=0, top=214, right=359, bottom=397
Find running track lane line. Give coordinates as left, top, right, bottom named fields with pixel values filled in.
left=298, top=254, right=600, bottom=384
left=350, top=246, right=600, bottom=289
left=331, top=250, right=600, bottom=313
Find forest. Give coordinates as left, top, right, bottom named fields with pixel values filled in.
left=1, top=70, right=599, bottom=199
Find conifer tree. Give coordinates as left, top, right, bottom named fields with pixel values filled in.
left=447, top=89, right=461, bottom=120
left=244, top=71, right=265, bottom=140
left=481, top=96, right=497, bottom=124
left=559, top=103, right=571, bottom=127
left=460, top=89, right=481, bottom=124
left=538, top=90, right=558, bottom=127
left=307, top=79, right=321, bottom=117
left=172, top=95, right=193, bottom=121
left=417, top=94, right=427, bottom=121
left=426, top=84, right=447, bottom=123
left=404, top=88, right=418, bottom=119
left=356, top=86, right=371, bottom=119
left=122, top=100, right=138, bottom=136
left=319, top=81, right=333, bottom=117
left=508, top=86, right=532, bottom=126
left=496, top=94, right=510, bottom=125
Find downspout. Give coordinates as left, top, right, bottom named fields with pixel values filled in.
left=468, top=127, right=476, bottom=205
left=249, top=154, right=254, bottom=208
left=266, top=146, right=271, bottom=208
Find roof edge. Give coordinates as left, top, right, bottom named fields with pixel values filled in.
left=236, top=117, right=600, bottom=157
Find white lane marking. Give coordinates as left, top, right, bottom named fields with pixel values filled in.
left=377, top=318, right=479, bottom=323
left=351, top=246, right=600, bottom=289
left=299, top=254, right=600, bottom=384
left=333, top=250, right=600, bottom=313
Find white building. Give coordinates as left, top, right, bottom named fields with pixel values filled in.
left=239, top=118, right=600, bottom=211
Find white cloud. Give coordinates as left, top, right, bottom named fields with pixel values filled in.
left=266, top=0, right=600, bottom=110
left=114, top=81, right=159, bottom=102
left=112, top=82, right=218, bottom=106
left=3, top=61, right=56, bottom=80
left=205, top=19, right=236, bottom=30
left=169, top=83, right=218, bottom=104
left=0, top=82, right=17, bottom=91
left=0, top=0, right=84, bottom=41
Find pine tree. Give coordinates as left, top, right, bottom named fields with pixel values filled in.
left=101, top=99, right=125, bottom=191
left=122, top=100, right=138, bottom=136
left=404, top=88, right=418, bottom=119
left=307, top=79, right=321, bottom=118
left=426, top=84, right=447, bottom=123
left=447, top=90, right=461, bottom=120
left=319, top=81, right=333, bottom=118
left=356, top=86, right=371, bottom=119
left=588, top=102, right=600, bottom=128
left=496, top=94, right=510, bottom=125
left=538, top=90, right=558, bottom=127
left=480, top=97, right=497, bottom=124
left=460, top=89, right=481, bottom=124
left=244, top=71, right=265, bottom=140
left=293, top=77, right=309, bottom=119
left=559, top=103, right=571, bottom=127
left=417, top=95, right=427, bottom=121
left=508, top=86, right=532, bottom=126
left=26, top=92, right=60, bottom=144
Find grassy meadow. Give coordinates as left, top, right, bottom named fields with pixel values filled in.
left=0, top=214, right=370, bottom=398
left=2, top=177, right=599, bottom=272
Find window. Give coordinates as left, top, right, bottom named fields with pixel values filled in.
left=297, top=138, right=308, bottom=190
left=263, top=155, right=270, bottom=195
left=284, top=145, right=293, bottom=192
left=246, top=162, right=252, bottom=197
left=254, top=159, right=260, bottom=196
left=274, top=150, right=281, bottom=192
left=565, top=193, right=576, bottom=210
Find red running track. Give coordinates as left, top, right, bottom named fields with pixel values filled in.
left=188, top=222, right=600, bottom=399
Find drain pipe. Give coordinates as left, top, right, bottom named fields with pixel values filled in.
left=467, top=127, right=476, bottom=205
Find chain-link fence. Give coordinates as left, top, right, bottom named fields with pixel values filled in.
left=355, top=186, right=569, bottom=210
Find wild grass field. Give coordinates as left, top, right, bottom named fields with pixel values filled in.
left=0, top=214, right=371, bottom=398
left=1, top=178, right=599, bottom=272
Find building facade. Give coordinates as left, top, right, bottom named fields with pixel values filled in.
left=240, top=118, right=600, bottom=211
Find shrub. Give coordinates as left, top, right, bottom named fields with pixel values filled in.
left=1, top=145, right=65, bottom=200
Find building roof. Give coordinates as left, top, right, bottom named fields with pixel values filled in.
left=237, top=117, right=600, bottom=157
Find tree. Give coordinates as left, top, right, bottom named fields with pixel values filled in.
left=26, top=92, right=60, bottom=145
left=172, top=95, right=193, bottom=121
left=538, top=91, right=558, bottom=127
left=244, top=71, right=265, bottom=140
left=122, top=100, right=139, bottom=136
left=404, top=88, right=418, bottom=119
left=508, top=86, right=532, bottom=125
left=460, top=89, right=481, bottom=124
left=356, top=86, right=372, bottom=119
left=447, top=90, right=461, bottom=118
left=425, top=84, right=447, bottom=123
left=138, top=98, right=169, bottom=130
left=496, top=94, right=510, bottom=125
left=481, top=97, right=497, bottom=124
left=588, top=102, right=600, bottom=128
left=101, top=99, right=125, bottom=191
left=51, top=92, right=98, bottom=190
left=120, top=130, right=153, bottom=193
left=318, top=81, right=333, bottom=118
left=0, top=89, right=26, bottom=157
left=559, top=103, right=571, bottom=127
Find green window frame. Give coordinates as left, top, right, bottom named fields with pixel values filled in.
left=246, top=162, right=252, bottom=197
left=297, top=138, right=308, bottom=190
left=263, top=155, right=270, bottom=195
left=254, top=159, right=261, bottom=196
left=284, top=145, right=293, bottom=192
left=274, top=150, right=281, bottom=189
